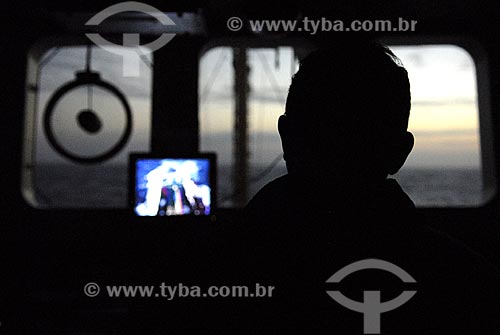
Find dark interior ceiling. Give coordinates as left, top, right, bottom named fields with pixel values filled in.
left=7, top=0, right=499, bottom=36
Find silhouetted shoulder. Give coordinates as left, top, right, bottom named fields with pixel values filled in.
left=238, top=175, right=500, bottom=333
left=244, top=174, right=290, bottom=216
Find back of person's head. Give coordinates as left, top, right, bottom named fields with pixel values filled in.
left=279, top=40, right=414, bottom=184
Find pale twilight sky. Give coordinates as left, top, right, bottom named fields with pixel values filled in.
left=199, top=45, right=481, bottom=168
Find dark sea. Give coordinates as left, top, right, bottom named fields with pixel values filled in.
left=33, top=164, right=484, bottom=209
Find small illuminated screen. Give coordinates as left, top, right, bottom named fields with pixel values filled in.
left=131, top=155, right=214, bottom=216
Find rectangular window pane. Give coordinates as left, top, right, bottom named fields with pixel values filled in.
left=391, top=45, right=483, bottom=206
left=199, top=43, right=489, bottom=208
left=22, top=44, right=152, bottom=208
left=199, top=47, right=297, bottom=207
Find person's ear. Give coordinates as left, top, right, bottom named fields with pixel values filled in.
left=387, top=131, right=414, bottom=175
left=278, top=114, right=289, bottom=139
left=278, top=114, right=290, bottom=160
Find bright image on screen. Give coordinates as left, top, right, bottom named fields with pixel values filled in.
left=134, top=159, right=211, bottom=216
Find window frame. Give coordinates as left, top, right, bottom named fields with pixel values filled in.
left=379, top=35, right=497, bottom=208
left=198, top=35, right=497, bottom=209
left=22, top=36, right=154, bottom=209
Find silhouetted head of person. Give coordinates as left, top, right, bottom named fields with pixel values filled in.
left=279, top=41, right=414, bottom=185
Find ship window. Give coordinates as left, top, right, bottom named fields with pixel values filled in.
left=199, top=43, right=494, bottom=208
left=22, top=43, right=152, bottom=208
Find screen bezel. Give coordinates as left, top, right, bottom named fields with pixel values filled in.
left=129, top=152, right=217, bottom=219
